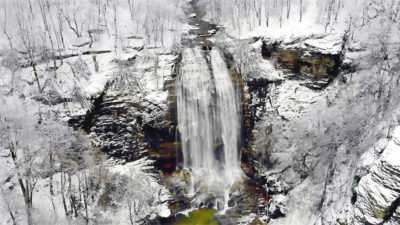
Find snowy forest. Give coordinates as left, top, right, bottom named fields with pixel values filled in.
left=0, top=0, right=400, bottom=224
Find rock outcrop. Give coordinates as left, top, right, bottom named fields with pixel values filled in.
left=355, top=127, right=400, bottom=224
left=261, top=36, right=344, bottom=90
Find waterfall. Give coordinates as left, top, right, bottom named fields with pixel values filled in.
left=177, top=47, right=242, bottom=207
left=210, top=49, right=241, bottom=174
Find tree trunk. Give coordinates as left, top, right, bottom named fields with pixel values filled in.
left=128, top=203, right=134, bottom=225
left=25, top=200, right=33, bottom=225
left=1, top=187, right=16, bottom=225
left=9, top=145, right=34, bottom=225
left=83, top=172, right=89, bottom=225
left=30, top=51, right=42, bottom=93
left=299, top=0, right=303, bottom=22
left=19, top=178, right=33, bottom=225
left=49, top=152, right=56, bottom=212
left=61, top=172, right=69, bottom=216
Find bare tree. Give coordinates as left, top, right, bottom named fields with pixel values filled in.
left=280, top=0, right=284, bottom=28
left=1, top=187, right=16, bottom=225
left=233, top=41, right=260, bottom=78
left=2, top=3, right=13, bottom=49
left=299, top=0, right=303, bottom=22
left=253, top=0, right=262, bottom=26
left=121, top=169, right=155, bottom=224
left=61, top=0, right=83, bottom=37
left=112, top=0, right=118, bottom=53
left=15, top=0, right=42, bottom=93
left=0, top=97, right=41, bottom=225
left=286, top=0, right=291, bottom=19
left=56, top=0, right=66, bottom=48
left=128, top=0, right=135, bottom=22
left=265, top=0, right=270, bottom=27
left=1, top=50, right=20, bottom=94
left=325, top=0, right=335, bottom=33
left=38, top=112, right=75, bottom=213
left=38, top=0, right=58, bottom=78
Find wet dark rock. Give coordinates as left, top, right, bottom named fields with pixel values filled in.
left=146, top=214, right=177, bottom=225
left=203, top=197, right=216, bottom=209
left=216, top=198, right=225, bottom=210
left=269, top=205, right=285, bottom=219
left=202, top=45, right=212, bottom=51
left=142, top=125, right=175, bottom=149
left=262, top=41, right=279, bottom=58
left=151, top=142, right=181, bottom=173
left=247, top=78, right=278, bottom=126
left=228, top=198, right=236, bottom=207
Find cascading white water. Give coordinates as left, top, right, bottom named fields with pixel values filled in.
left=177, top=47, right=242, bottom=210
left=210, top=49, right=241, bottom=174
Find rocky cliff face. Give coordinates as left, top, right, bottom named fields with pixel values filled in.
left=355, top=127, right=400, bottom=225
left=238, top=32, right=400, bottom=225
left=242, top=37, right=348, bottom=224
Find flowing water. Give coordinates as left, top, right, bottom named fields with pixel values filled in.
left=177, top=47, right=242, bottom=211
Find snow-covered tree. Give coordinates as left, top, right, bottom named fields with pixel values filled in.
left=0, top=96, right=42, bottom=225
